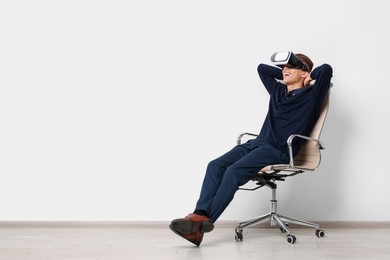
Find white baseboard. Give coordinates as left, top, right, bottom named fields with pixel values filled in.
left=1, top=221, right=390, bottom=228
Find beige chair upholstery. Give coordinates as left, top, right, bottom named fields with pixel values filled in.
left=235, top=87, right=332, bottom=244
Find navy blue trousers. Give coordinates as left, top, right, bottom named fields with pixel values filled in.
left=195, top=138, right=289, bottom=223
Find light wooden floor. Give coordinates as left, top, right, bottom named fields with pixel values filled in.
left=1, top=224, right=390, bottom=259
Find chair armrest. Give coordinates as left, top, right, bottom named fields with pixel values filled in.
left=237, top=133, right=258, bottom=145
left=286, top=134, right=324, bottom=167
left=237, top=133, right=324, bottom=171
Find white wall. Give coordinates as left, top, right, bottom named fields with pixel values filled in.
left=1, top=0, right=389, bottom=221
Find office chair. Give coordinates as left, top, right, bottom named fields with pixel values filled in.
left=235, top=87, right=331, bottom=244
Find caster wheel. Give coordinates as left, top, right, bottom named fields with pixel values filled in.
left=280, top=223, right=289, bottom=233
left=287, top=234, right=296, bottom=244
left=235, top=231, right=243, bottom=242
left=316, top=229, right=325, bottom=238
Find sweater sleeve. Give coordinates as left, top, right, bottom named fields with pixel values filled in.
left=257, top=63, right=283, bottom=95
left=310, top=63, right=333, bottom=99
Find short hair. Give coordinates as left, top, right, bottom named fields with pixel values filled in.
left=296, top=53, right=314, bottom=72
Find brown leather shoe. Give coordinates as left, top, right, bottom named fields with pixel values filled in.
left=170, top=213, right=214, bottom=234
left=169, top=224, right=204, bottom=246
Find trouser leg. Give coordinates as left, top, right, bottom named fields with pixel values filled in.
left=195, top=144, right=250, bottom=218
left=206, top=141, right=289, bottom=223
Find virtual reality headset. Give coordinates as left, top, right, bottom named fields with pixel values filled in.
left=270, top=51, right=308, bottom=71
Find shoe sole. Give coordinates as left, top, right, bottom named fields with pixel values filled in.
left=169, top=224, right=201, bottom=246
left=170, top=219, right=214, bottom=234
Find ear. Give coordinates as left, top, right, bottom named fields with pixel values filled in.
left=301, top=71, right=309, bottom=78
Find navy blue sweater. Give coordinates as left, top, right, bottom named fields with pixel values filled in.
left=257, top=63, right=333, bottom=157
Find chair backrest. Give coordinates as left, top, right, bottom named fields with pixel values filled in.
left=291, top=88, right=331, bottom=170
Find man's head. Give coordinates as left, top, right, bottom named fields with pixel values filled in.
left=282, top=53, right=313, bottom=88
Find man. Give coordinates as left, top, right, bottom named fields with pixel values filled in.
left=170, top=52, right=333, bottom=246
